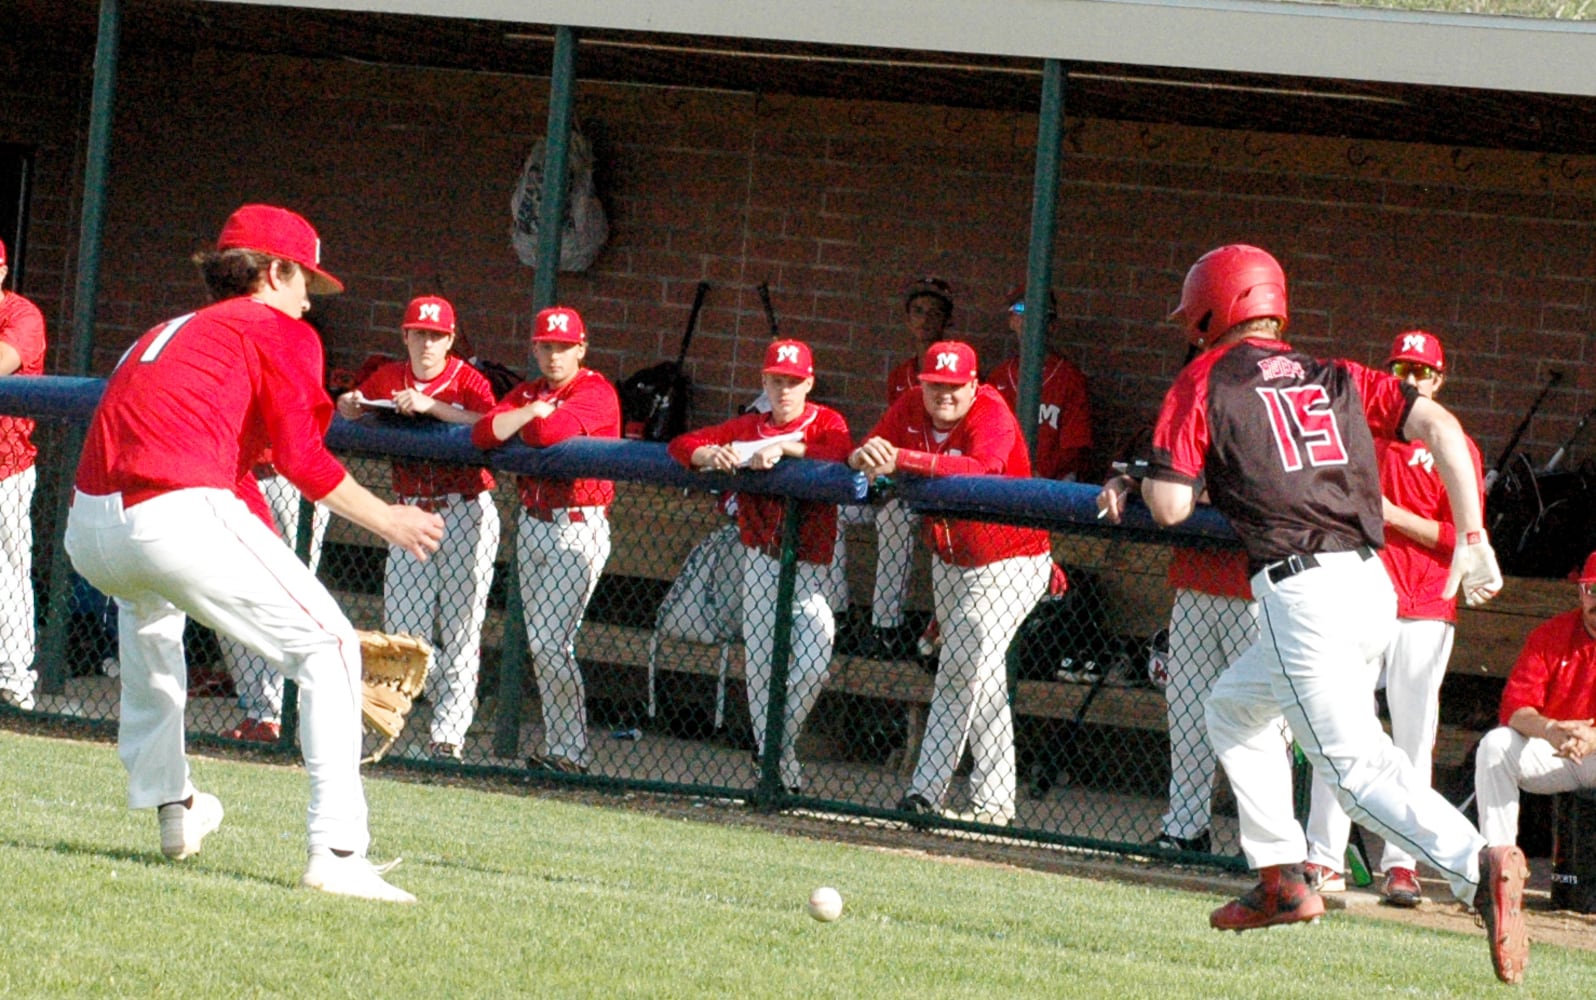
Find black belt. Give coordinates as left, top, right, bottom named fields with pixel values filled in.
left=1264, top=545, right=1375, bottom=585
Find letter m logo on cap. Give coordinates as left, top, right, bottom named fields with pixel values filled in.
left=419, top=303, right=442, bottom=324
left=777, top=344, right=799, bottom=365
left=1402, top=332, right=1428, bottom=355
left=548, top=313, right=569, bottom=333
left=936, top=351, right=961, bottom=373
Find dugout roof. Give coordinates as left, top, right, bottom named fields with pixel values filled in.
left=25, top=0, right=1596, bottom=154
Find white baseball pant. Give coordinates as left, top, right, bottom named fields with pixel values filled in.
left=517, top=508, right=611, bottom=767
left=908, top=553, right=1051, bottom=820
left=218, top=474, right=328, bottom=724
left=1306, top=617, right=1455, bottom=873
left=0, top=466, right=36, bottom=706
left=1160, top=587, right=1258, bottom=841
left=740, top=546, right=836, bottom=790
left=1476, top=725, right=1596, bottom=846
left=1206, top=551, right=1485, bottom=905
left=870, top=498, right=918, bottom=629
left=383, top=493, right=500, bottom=747
left=65, top=488, right=372, bottom=855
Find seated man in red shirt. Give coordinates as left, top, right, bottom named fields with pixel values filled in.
left=1476, top=551, right=1596, bottom=854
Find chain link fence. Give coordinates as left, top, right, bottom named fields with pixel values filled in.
left=7, top=381, right=1275, bottom=869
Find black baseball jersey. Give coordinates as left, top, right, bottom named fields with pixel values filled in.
left=1148, top=337, right=1417, bottom=572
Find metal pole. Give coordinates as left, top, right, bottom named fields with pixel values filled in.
left=756, top=495, right=803, bottom=809
left=38, top=0, right=121, bottom=695
left=1017, top=59, right=1068, bottom=466
left=497, top=24, right=579, bottom=759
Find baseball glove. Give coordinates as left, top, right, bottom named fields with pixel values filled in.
left=358, top=630, right=432, bottom=763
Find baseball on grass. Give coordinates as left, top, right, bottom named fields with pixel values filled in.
left=807, top=886, right=843, bottom=922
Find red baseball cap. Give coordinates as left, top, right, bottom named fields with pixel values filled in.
left=919, top=340, right=978, bottom=384
left=402, top=295, right=456, bottom=334
left=1578, top=551, right=1596, bottom=584
left=762, top=339, right=814, bottom=379
left=1387, top=329, right=1446, bottom=371
left=216, top=204, right=344, bottom=295
left=532, top=305, right=587, bottom=344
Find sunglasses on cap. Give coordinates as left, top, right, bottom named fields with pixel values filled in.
left=1390, top=361, right=1440, bottom=381
left=1581, top=582, right=1596, bottom=597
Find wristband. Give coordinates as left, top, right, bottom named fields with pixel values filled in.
left=895, top=449, right=939, bottom=476
left=1464, top=530, right=1485, bottom=546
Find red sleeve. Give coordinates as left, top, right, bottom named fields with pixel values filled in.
left=0, top=297, right=47, bottom=373
left=666, top=413, right=760, bottom=466
left=458, top=364, right=498, bottom=410
left=355, top=362, right=407, bottom=401
left=1149, top=356, right=1214, bottom=485
left=257, top=316, right=345, bottom=502
left=520, top=371, right=621, bottom=447
left=472, top=383, right=534, bottom=449
left=866, top=391, right=920, bottom=445
left=904, top=390, right=1021, bottom=477
left=805, top=407, right=852, bottom=462
left=1343, top=359, right=1418, bottom=441
left=1499, top=615, right=1569, bottom=725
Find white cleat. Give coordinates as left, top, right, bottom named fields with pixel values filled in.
left=301, top=850, right=417, bottom=904
left=158, top=792, right=224, bottom=860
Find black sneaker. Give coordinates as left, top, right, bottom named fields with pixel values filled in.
left=898, top=793, right=937, bottom=826
left=1149, top=830, right=1212, bottom=854
left=528, top=754, right=588, bottom=776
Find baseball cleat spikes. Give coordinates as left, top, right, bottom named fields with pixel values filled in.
left=1477, top=845, right=1529, bottom=984
left=1210, top=864, right=1326, bottom=932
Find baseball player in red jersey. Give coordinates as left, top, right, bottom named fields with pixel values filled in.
left=851, top=341, right=1053, bottom=825
left=63, top=205, right=443, bottom=903
left=865, top=276, right=955, bottom=659
left=1306, top=330, right=1483, bottom=905
left=0, top=238, right=45, bottom=711
left=1123, top=244, right=1524, bottom=982
left=669, top=339, right=853, bottom=791
left=472, top=305, right=618, bottom=775
left=1475, top=552, right=1596, bottom=850
left=216, top=449, right=330, bottom=743
left=988, top=285, right=1092, bottom=481
left=339, top=295, right=499, bottom=762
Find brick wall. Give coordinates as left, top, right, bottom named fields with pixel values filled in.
left=8, top=41, right=1596, bottom=473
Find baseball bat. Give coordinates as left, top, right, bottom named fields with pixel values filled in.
left=757, top=281, right=779, bottom=339
left=1540, top=399, right=1596, bottom=474
left=1484, top=369, right=1562, bottom=492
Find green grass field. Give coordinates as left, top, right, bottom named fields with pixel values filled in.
left=0, top=729, right=1589, bottom=998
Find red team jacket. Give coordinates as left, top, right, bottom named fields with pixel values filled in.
left=0, top=291, right=47, bottom=479
left=865, top=384, right=1052, bottom=568
left=1149, top=339, right=1415, bottom=573
left=77, top=297, right=346, bottom=510
left=987, top=354, right=1092, bottom=480
left=885, top=357, right=920, bottom=407
left=1497, top=609, right=1596, bottom=726
left=357, top=356, right=498, bottom=499
left=472, top=366, right=619, bottom=513
left=667, top=403, right=853, bottom=565
left=1376, top=434, right=1483, bottom=623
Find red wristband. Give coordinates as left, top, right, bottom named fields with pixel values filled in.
left=1464, top=530, right=1484, bottom=546
left=895, top=449, right=939, bottom=476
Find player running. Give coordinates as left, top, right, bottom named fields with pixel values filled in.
left=1105, top=244, right=1525, bottom=983
left=64, top=204, right=442, bottom=903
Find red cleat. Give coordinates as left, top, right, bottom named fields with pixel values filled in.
left=1478, top=845, right=1529, bottom=984
left=221, top=718, right=281, bottom=743
left=1211, top=864, right=1325, bottom=932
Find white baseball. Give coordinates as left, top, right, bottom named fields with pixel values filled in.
left=807, top=885, right=843, bottom=922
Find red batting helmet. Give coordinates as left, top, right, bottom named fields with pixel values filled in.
left=1170, top=244, right=1287, bottom=347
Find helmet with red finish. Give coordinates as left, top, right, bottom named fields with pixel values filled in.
left=1169, top=244, right=1287, bottom=347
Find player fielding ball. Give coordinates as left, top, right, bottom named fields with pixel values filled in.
left=1120, top=244, right=1527, bottom=983
left=65, top=204, right=444, bottom=903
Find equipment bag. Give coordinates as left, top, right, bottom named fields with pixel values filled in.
left=510, top=129, right=608, bottom=272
